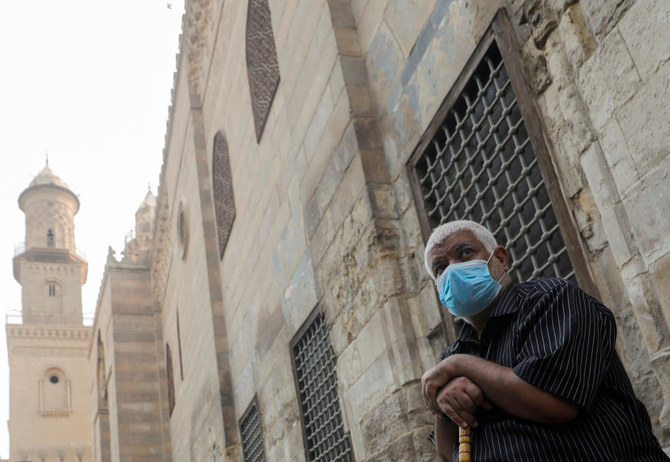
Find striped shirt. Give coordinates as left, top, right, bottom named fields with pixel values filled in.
left=432, top=278, right=668, bottom=461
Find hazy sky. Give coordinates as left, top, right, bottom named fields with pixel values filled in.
left=0, top=0, right=185, bottom=456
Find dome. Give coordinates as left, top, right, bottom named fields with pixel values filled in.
left=29, top=165, right=71, bottom=190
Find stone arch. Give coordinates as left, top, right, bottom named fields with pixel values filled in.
left=212, top=131, right=236, bottom=259
left=246, top=0, right=280, bottom=141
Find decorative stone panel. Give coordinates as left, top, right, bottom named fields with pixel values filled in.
left=246, top=0, right=280, bottom=141
left=212, top=131, right=236, bottom=259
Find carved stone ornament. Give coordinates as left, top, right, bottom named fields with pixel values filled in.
left=150, top=186, right=171, bottom=306
left=246, top=0, right=280, bottom=141
left=212, top=132, right=236, bottom=259
left=186, top=0, right=215, bottom=101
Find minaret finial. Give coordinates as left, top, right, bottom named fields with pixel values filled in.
left=45, top=149, right=49, bottom=166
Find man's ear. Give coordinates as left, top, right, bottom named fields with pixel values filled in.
left=493, top=245, right=509, bottom=271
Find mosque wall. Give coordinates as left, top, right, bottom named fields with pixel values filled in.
left=93, top=0, right=670, bottom=460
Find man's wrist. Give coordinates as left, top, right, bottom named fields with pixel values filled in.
left=440, top=354, right=465, bottom=379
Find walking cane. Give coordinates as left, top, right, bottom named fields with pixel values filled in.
left=458, top=426, right=471, bottom=462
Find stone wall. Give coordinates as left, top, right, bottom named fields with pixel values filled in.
left=100, top=0, right=670, bottom=460
left=89, top=262, right=171, bottom=461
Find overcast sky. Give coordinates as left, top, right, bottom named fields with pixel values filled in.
left=0, top=0, right=185, bottom=456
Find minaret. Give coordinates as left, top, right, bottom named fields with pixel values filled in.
left=6, top=164, right=92, bottom=462
left=13, top=164, right=87, bottom=325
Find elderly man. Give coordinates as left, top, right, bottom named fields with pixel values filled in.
left=422, top=220, right=668, bottom=461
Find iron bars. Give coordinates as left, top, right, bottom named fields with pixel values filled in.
left=413, top=43, right=575, bottom=283
left=240, top=399, right=266, bottom=462
left=292, top=313, right=352, bottom=462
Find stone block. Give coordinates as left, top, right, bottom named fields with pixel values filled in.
left=598, top=204, right=633, bottom=268
left=301, top=89, right=351, bottom=206
left=356, top=309, right=387, bottom=374
left=580, top=141, right=621, bottom=210
left=570, top=185, right=609, bottom=254
left=559, top=80, right=596, bottom=154
left=581, top=0, right=635, bottom=41
left=615, top=60, right=670, bottom=178
left=343, top=352, right=396, bottom=421
left=649, top=252, right=670, bottom=331
left=337, top=339, right=362, bottom=390
left=623, top=162, right=670, bottom=261
left=618, top=0, right=670, bottom=82
left=303, top=86, right=335, bottom=158
left=384, top=0, right=436, bottom=59
left=356, top=0, right=388, bottom=54
left=281, top=251, right=318, bottom=335
left=578, top=28, right=640, bottom=130
left=309, top=156, right=366, bottom=266
left=366, top=21, right=404, bottom=105
left=598, top=119, right=639, bottom=195
left=557, top=3, right=596, bottom=69
left=552, top=130, right=585, bottom=199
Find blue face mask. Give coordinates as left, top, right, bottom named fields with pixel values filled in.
left=436, top=254, right=503, bottom=317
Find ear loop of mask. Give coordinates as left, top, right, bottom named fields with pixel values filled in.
left=486, top=252, right=506, bottom=285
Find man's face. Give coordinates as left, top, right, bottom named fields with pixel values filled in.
left=428, top=230, right=509, bottom=282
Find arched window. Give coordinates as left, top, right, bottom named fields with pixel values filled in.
left=47, top=228, right=55, bottom=247
left=40, top=367, right=71, bottom=416
left=166, top=343, right=176, bottom=416
left=212, top=132, right=236, bottom=259
left=246, top=0, right=280, bottom=141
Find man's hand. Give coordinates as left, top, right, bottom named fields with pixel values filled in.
left=424, top=354, right=580, bottom=425
left=422, top=358, right=454, bottom=416
left=436, top=376, right=493, bottom=428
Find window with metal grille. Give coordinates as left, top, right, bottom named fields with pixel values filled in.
left=409, top=15, right=586, bottom=285
left=239, top=398, right=266, bottom=462
left=291, top=312, right=352, bottom=462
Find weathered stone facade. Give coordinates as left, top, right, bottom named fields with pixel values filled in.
left=88, top=0, right=670, bottom=460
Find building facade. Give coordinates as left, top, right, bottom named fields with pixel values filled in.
left=6, top=166, right=93, bottom=461
left=87, top=0, right=670, bottom=460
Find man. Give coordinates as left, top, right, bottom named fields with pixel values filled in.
left=421, top=220, right=669, bottom=461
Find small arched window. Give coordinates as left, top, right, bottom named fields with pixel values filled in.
left=40, top=367, right=71, bottom=416
left=47, top=228, right=55, bottom=247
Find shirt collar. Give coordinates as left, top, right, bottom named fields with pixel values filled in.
left=455, top=282, right=521, bottom=344
left=489, top=281, right=521, bottom=317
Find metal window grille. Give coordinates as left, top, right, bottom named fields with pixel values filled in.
left=292, top=313, right=352, bottom=462
left=413, top=42, right=575, bottom=283
left=240, top=400, right=266, bottom=462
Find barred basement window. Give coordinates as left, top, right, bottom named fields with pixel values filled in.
left=246, top=0, right=280, bottom=141
left=212, top=131, right=236, bottom=259
left=409, top=11, right=594, bottom=289
left=239, top=398, right=266, bottom=462
left=291, top=311, right=352, bottom=462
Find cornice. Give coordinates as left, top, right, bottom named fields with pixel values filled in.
left=6, top=325, right=92, bottom=340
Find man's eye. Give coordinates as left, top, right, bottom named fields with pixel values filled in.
left=462, top=248, right=473, bottom=256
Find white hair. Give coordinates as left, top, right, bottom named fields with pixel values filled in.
left=424, top=220, right=498, bottom=281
